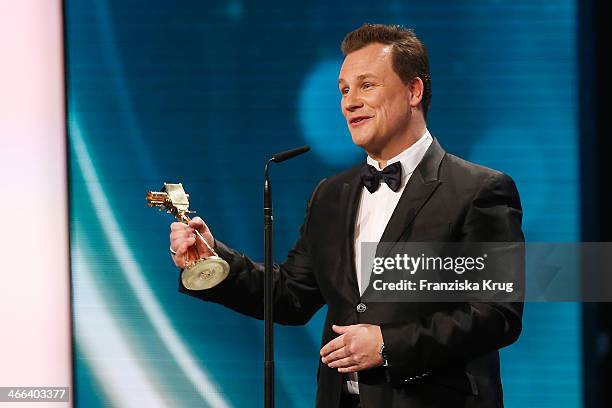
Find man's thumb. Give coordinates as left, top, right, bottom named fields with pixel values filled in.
left=189, top=217, right=205, bottom=232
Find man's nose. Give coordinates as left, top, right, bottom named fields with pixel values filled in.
left=343, top=91, right=363, bottom=112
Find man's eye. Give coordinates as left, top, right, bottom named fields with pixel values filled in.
left=340, top=88, right=349, bottom=95
left=363, top=82, right=373, bottom=89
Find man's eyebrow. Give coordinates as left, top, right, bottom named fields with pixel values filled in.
left=338, top=73, right=378, bottom=85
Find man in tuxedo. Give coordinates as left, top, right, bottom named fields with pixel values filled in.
left=169, top=24, right=524, bottom=407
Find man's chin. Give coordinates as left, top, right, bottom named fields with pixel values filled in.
left=351, top=134, right=379, bottom=153
left=350, top=133, right=372, bottom=149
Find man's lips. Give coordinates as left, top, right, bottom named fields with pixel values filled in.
left=349, top=116, right=372, bottom=127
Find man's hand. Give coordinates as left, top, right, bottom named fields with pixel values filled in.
left=169, top=216, right=215, bottom=268
left=320, top=324, right=384, bottom=373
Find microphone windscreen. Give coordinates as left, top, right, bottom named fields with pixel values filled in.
left=272, top=145, right=310, bottom=163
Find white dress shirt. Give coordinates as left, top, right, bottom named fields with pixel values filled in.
left=345, top=129, right=433, bottom=395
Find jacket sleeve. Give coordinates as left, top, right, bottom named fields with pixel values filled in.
left=178, top=182, right=326, bottom=326
left=379, top=172, right=524, bottom=383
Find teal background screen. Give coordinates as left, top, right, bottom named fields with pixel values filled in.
left=66, top=1, right=580, bottom=406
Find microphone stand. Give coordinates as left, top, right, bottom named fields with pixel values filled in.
left=263, top=159, right=274, bottom=408
left=263, top=146, right=310, bottom=408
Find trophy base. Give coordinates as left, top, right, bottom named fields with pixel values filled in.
left=181, top=256, right=230, bottom=290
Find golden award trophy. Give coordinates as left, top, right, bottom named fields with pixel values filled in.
left=146, top=183, right=230, bottom=290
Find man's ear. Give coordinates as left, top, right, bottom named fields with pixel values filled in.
left=408, top=77, right=424, bottom=108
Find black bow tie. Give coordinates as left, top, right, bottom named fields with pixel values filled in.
left=360, top=162, right=402, bottom=193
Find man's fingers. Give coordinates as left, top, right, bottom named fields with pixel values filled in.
left=178, top=241, right=192, bottom=255
left=337, top=365, right=361, bottom=373
left=327, top=356, right=355, bottom=369
left=170, top=237, right=195, bottom=252
left=189, top=217, right=205, bottom=231
left=170, top=244, right=186, bottom=268
left=169, top=217, right=215, bottom=269
left=323, top=347, right=349, bottom=365
left=185, top=237, right=196, bottom=248
left=171, top=229, right=195, bottom=244
left=171, top=222, right=187, bottom=232
left=320, top=335, right=345, bottom=357
left=173, top=255, right=185, bottom=269
left=332, top=324, right=351, bottom=334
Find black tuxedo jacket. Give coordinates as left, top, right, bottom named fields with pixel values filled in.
left=179, top=138, right=524, bottom=407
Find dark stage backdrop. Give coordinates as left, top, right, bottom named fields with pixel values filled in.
left=65, top=1, right=580, bottom=406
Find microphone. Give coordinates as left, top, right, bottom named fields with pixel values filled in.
left=271, top=145, right=310, bottom=163
left=263, top=144, right=310, bottom=408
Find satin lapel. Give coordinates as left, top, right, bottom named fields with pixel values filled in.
left=360, top=139, right=445, bottom=299
left=340, top=167, right=364, bottom=300
left=375, top=138, right=445, bottom=260
left=374, top=174, right=440, bottom=260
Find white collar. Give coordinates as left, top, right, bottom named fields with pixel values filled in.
left=366, top=129, right=433, bottom=184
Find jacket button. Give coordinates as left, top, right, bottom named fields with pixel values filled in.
left=356, top=303, right=367, bottom=313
